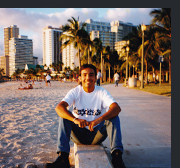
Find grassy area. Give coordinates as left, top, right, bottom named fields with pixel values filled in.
left=130, top=83, right=171, bottom=97
left=100, top=81, right=171, bottom=97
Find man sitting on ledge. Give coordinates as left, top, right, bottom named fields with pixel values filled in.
left=45, top=64, right=126, bottom=168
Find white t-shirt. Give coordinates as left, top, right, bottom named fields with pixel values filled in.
left=62, top=85, right=116, bottom=126
left=46, top=75, right=51, bottom=81
left=114, top=73, right=119, bottom=81
left=97, top=72, right=102, bottom=79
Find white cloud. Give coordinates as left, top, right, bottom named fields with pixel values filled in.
left=51, top=8, right=99, bottom=23
left=104, top=8, right=154, bottom=25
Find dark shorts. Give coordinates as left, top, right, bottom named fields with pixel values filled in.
left=47, top=80, right=50, bottom=83
left=97, top=79, right=100, bottom=86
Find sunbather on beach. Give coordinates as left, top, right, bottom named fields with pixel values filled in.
left=44, top=64, right=126, bottom=168
left=18, top=84, right=33, bottom=90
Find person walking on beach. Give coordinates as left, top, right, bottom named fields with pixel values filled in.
left=114, top=71, right=120, bottom=87
left=96, top=69, right=102, bottom=86
left=46, top=74, right=51, bottom=86
left=44, top=64, right=125, bottom=168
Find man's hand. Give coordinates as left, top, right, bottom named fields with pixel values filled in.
left=74, top=118, right=89, bottom=128
left=88, top=117, right=102, bottom=131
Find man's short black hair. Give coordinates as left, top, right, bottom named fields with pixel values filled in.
left=79, top=64, right=97, bottom=77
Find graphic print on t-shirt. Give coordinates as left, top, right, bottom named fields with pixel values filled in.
left=73, top=107, right=101, bottom=116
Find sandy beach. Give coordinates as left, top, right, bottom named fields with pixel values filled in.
left=0, top=80, right=171, bottom=168
left=0, top=81, right=78, bottom=168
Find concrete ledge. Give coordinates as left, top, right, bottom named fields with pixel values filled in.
left=74, top=143, right=112, bottom=168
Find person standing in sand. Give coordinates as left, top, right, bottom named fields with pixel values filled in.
left=46, top=74, right=51, bottom=87
left=44, top=64, right=126, bottom=168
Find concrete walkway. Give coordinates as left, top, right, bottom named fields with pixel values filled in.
left=101, top=83, right=171, bottom=168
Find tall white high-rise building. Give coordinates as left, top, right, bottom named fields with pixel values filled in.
left=62, top=37, right=79, bottom=70
left=43, top=26, right=63, bottom=67
left=81, top=19, right=115, bottom=50
left=9, top=35, right=33, bottom=76
left=90, top=30, right=115, bottom=50
left=110, top=20, right=135, bottom=41
left=4, top=25, right=19, bottom=56
left=80, top=19, right=136, bottom=50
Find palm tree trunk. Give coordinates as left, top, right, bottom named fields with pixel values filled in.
left=78, top=47, right=81, bottom=70
left=152, top=67, right=155, bottom=82
left=103, top=61, right=106, bottom=82
left=88, top=48, right=90, bottom=64
left=109, top=65, right=111, bottom=83
left=145, top=60, right=148, bottom=84
left=101, top=52, right=103, bottom=83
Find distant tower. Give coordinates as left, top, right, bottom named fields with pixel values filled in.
left=110, top=20, right=135, bottom=42
left=79, top=19, right=136, bottom=51
left=9, top=35, right=33, bottom=76
left=42, top=26, right=63, bottom=68
left=4, top=25, right=19, bottom=56
left=61, top=37, right=79, bottom=70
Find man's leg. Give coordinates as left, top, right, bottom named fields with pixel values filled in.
left=71, top=116, right=123, bottom=152
left=105, top=116, right=123, bottom=153
left=89, top=116, right=123, bottom=153
left=56, top=117, right=72, bottom=153
left=90, top=116, right=125, bottom=168
left=105, top=116, right=125, bottom=168
left=97, top=79, right=100, bottom=86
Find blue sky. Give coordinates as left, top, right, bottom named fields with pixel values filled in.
left=0, top=8, right=157, bottom=61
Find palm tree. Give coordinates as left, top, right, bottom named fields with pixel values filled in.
left=103, top=46, right=111, bottom=82
left=12, top=68, right=24, bottom=80
left=150, top=8, right=171, bottom=84
left=122, top=26, right=142, bottom=78
left=93, top=38, right=105, bottom=81
left=60, top=17, right=88, bottom=69
left=138, top=26, right=160, bottom=84
left=57, top=61, right=64, bottom=71
left=82, top=37, right=94, bottom=64
left=91, top=38, right=101, bottom=67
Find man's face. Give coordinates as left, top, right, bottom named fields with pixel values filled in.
left=80, top=68, right=96, bottom=92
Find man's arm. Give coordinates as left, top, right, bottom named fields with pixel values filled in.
left=55, top=101, right=89, bottom=128
left=88, top=102, right=121, bottom=131
left=55, top=101, right=75, bottom=121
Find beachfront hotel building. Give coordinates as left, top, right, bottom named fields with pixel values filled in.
left=0, top=55, right=9, bottom=76
left=3, top=25, right=18, bottom=76
left=80, top=19, right=136, bottom=50
left=90, top=30, right=116, bottom=50
left=61, top=36, right=79, bottom=70
left=110, top=20, right=135, bottom=41
left=4, top=25, right=19, bottom=56
left=42, top=26, right=63, bottom=68
left=9, top=35, right=33, bottom=76
left=81, top=19, right=115, bottom=50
